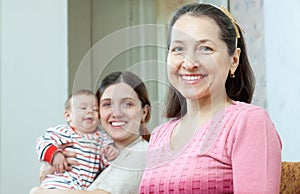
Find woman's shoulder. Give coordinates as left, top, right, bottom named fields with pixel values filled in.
left=229, top=101, right=269, bottom=116
left=227, top=101, right=275, bottom=128
left=110, top=137, right=148, bottom=170
left=152, top=118, right=180, bottom=134
left=128, top=137, right=149, bottom=151
left=148, top=119, right=180, bottom=146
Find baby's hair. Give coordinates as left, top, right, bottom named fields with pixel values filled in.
left=64, top=89, right=96, bottom=110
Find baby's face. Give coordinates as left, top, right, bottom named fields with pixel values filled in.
left=66, top=94, right=99, bottom=134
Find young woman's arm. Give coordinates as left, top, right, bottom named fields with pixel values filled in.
left=30, top=187, right=109, bottom=194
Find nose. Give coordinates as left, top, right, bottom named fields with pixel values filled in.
left=182, top=52, right=199, bottom=70
left=86, top=107, right=93, bottom=114
left=111, top=105, right=123, bottom=118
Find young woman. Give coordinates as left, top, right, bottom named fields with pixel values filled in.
left=139, top=3, right=282, bottom=193
left=30, top=71, right=151, bottom=194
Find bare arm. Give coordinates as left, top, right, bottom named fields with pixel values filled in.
left=30, top=187, right=110, bottom=194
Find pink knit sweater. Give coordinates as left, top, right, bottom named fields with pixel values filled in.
left=139, top=102, right=282, bottom=193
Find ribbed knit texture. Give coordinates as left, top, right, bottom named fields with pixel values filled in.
left=87, top=137, right=148, bottom=193
left=36, top=125, right=113, bottom=190
left=139, top=101, right=282, bottom=193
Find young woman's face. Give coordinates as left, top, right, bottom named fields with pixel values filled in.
left=167, top=15, right=239, bottom=100
left=99, top=82, right=148, bottom=147
left=65, top=94, right=99, bottom=134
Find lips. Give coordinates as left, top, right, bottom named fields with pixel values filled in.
left=84, top=117, right=94, bottom=122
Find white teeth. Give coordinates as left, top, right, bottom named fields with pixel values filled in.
left=182, top=75, right=204, bottom=81
left=111, top=122, right=126, bottom=126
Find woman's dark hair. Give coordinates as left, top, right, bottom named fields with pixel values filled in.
left=165, top=3, right=255, bottom=118
left=96, top=71, right=151, bottom=141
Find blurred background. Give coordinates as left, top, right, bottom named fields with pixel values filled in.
left=1, top=0, right=300, bottom=193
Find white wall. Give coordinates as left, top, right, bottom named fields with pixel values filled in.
left=264, top=0, right=300, bottom=161
left=0, top=0, right=68, bottom=193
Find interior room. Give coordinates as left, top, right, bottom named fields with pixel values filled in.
left=1, top=0, right=300, bottom=193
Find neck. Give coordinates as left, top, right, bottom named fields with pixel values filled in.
left=185, top=93, right=232, bottom=120
left=114, top=135, right=139, bottom=151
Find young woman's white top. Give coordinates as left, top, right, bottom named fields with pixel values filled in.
left=87, top=137, right=148, bottom=194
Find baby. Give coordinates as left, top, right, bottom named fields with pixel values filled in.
left=36, top=89, right=119, bottom=190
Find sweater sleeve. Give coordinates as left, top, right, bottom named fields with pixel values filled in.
left=36, top=126, right=70, bottom=163
left=232, top=108, right=282, bottom=193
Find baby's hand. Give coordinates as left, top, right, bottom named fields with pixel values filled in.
left=102, top=145, right=119, bottom=161
left=51, top=151, right=68, bottom=173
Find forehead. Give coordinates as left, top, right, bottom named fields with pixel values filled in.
left=71, top=94, right=97, bottom=104
left=171, top=15, right=221, bottom=42
left=101, top=82, right=139, bottom=101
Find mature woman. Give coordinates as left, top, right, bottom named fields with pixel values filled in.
left=139, top=3, right=282, bottom=193
left=30, top=71, right=151, bottom=194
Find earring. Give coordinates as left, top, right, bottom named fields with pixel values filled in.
left=230, top=70, right=236, bottom=78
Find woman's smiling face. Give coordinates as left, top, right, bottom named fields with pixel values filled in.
left=167, top=14, right=239, bottom=100
left=99, top=82, right=148, bottom=147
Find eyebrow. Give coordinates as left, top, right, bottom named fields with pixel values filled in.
left=100, top=97, right=134, bottom=103
left=199, top=39, right=216, bottom=44
left=170, top=39, right=217, bottom=46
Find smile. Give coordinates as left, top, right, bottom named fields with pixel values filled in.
left=111, top=121, right=127, bottom=127
left=181, top=74, right=207, bottom=81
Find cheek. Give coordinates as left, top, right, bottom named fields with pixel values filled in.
left=99, top=110, right=109, bottom=122
left=72, top=112, right=80, bottom=120
left=127, top=111, right=144, bottom=129
left=167, top=57, right=180, bottom=81
left=215, top=64, right=230, bottom=82
left=167, top=52, right=182, bottom=65
left=129, top=111, right=143, bottom=124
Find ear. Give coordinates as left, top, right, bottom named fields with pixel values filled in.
left=230, top=48, right=241, bottom=75
left=142, top=105, right=150, bottom=122
left=64, top=109, right=71, bottom=123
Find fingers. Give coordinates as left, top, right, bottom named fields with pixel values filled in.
left=106, top=150, right=117, bottom=160
left=62, top=150, right=76, bottom=158
left=53, top=163, right=66, bottom=173
left=52, top=152, right=68, bottom=173
left=103, top=145, right=119, bottom=161
left=66, top=158, right=79, bottom=166
left=61, top=147, right=77, bottom=168
left=63, top=158, right=79, bottom=171
left=65, top=165, right=73, bottom=171
left=60, top=142, right=74, bottom=149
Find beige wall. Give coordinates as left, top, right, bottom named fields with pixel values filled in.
left=68, top=0, right=167, bottom=130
